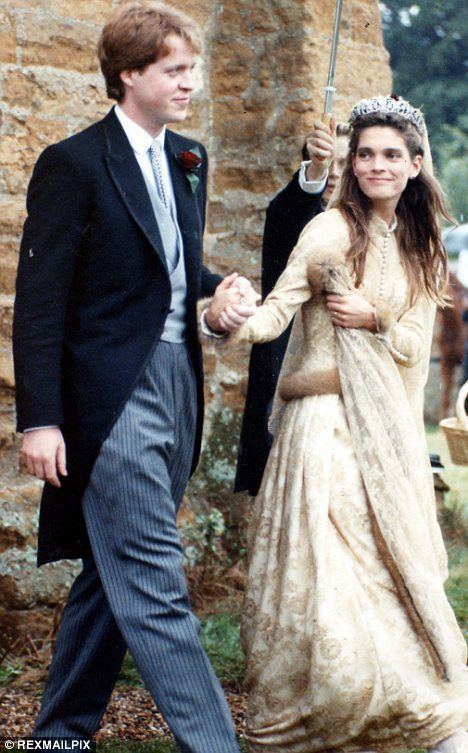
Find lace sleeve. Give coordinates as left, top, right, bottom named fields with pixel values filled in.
left=374, top=294, right=436, bottom=368
left=233, top=218, right=330, bottom=345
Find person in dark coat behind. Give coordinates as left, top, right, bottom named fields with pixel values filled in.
left=235, top=121, right=350, bottom=495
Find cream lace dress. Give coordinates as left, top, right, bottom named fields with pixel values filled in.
left=234, top=209, right=468, bottom=752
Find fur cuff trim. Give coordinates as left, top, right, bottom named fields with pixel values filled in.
left=197, top=297, right=212, bottom=318
left=279, top=367, right=341, bottom=401
left=307, top=251, right=347, bottom=294
left=374, top=300, right=396, bottom=335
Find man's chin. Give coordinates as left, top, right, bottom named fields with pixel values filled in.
left=167, top=109, right=189, bottom=124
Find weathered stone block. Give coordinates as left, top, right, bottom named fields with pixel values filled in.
left=210, top=40, right=256, bottom=97
left=213, top=165, right=282, bottom=194
left=178, top=0, right=213, bottom=26
left=0, top=296, right=14, bottom=350
left=0, top=350, right=14, bottom=389
left=206, top=200, right=264, bottom=235
left=46, top=0, right=113, bottom=25
left=243, top=4, right=278, bottom=34
left=0, top=196, right=25, bottom=237
left=21, top=14, right=99, bottom=73
left=343, top=0, right=385, bottom=47
left=2, top=67, right=72, bottom=117
left=0, top=547, right=79, bottom=609
left=0, top=114, right=68, bottom=195
left=0, top=10, right=17, bottom=63
left=270, top=0, right=309, bottom=30
left=0, top=0, right=42, bottom=7
left=333, top=45, right=391, bottom=99
left=212, top=98, right=271, bottom=145
left=0, top=241, right=19, bottom=296
left=214, top=3, right=249, bottom=39
left=0, top=481, right=40, bottom=553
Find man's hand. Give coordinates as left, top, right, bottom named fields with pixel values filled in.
left=231, top=276, right=261, bottom=306
left=22, top=427, right=67, bottom=488
left=304, top=117, right=335, bottom=182
left=205, top=273, right=259, bottom=333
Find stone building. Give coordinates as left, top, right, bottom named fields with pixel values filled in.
left=0, top=0, right=391, bottom=643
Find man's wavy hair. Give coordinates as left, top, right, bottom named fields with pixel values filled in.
left=98, top=1, right=201, bottom=102
left=336, top=112, right=450, bottom=305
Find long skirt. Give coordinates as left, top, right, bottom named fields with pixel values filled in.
left=241, top=395, right=468, bottom=752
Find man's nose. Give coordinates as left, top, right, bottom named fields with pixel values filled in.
left=180, top=70, right=195, bottom=90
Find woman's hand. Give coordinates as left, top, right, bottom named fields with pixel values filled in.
left=326, top=291, right=376, bottom=331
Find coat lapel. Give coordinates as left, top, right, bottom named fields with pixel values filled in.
left=165, top=130, right=202, bottom=297
left=102, top=109, right=168, bottom=273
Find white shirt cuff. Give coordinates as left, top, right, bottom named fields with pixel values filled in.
left=298, top=162, right=328, bottom=194
left=24, top=425, right=59, bottom=433
left=200, top=309, right=227, bottom=339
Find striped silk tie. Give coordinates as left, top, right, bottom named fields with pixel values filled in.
left=149, top=139, right=169, bottom=210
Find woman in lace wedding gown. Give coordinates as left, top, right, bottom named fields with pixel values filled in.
left=233, top=99, right=468, bottom=753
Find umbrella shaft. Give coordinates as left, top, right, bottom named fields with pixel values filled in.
left=326, top=0, right=344, bottom=91
left=324, top=85, right=336, bottom=116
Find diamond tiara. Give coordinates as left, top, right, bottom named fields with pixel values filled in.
left=349, top=95, right=425, bottom=135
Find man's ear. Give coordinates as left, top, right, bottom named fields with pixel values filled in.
left=120, top=69, right=137, bottom=90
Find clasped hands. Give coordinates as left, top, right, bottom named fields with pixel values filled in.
left=326, top=290, right=376, bottom=331
left=205, top=272, right=260, bottom=333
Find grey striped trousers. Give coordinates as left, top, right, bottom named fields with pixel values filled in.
left=34, top=341, right=239, bottom=753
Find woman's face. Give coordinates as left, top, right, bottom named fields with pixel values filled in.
left=352, top=126, right=422, bottom=209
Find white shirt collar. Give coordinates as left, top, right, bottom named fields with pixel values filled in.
left=114, top=104, right=166, bottom=156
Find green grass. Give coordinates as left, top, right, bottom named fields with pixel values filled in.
left=445, top=545, right=468, bottom=638
left=426, top=424, right=468, bottom=637
left=198, top=611, right=244, bottom=689
left=0, top=660, right=24, bottom=686
left=117, top=611, right=244, bottom=689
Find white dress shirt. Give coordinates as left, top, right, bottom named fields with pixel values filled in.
left=114, top=105, right=177, bottom=211
left=298, top=162, right=328, bottom=194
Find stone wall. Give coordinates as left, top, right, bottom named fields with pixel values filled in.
left=0, top=0, right=391, bottom=642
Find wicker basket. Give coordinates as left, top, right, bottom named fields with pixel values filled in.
left=439, top=380, right=468, bottom=465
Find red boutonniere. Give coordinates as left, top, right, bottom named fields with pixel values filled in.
left=175, top=147, right=203, bottom=193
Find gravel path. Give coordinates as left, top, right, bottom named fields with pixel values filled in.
left=0, top=685, right=246, bottom=741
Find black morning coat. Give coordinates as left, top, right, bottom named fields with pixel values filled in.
left=234, top=172, right=324, bottom=496
left=13, top=108, right=222, bottom=566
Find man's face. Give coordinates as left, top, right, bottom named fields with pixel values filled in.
left=120, top=34, right=196, bottom=133
left=323, top=135, right=349, bottom=202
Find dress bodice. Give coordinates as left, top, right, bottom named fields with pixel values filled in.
left=235, top=208, right=436, bottom=434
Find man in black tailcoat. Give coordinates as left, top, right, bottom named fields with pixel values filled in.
left=13, top=2, right=256, bottom=749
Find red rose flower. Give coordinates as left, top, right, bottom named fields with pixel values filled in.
left=177, top=149, right=202, bottom=173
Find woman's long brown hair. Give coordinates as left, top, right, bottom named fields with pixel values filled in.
left=336, top=112, right=451, bottom=305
